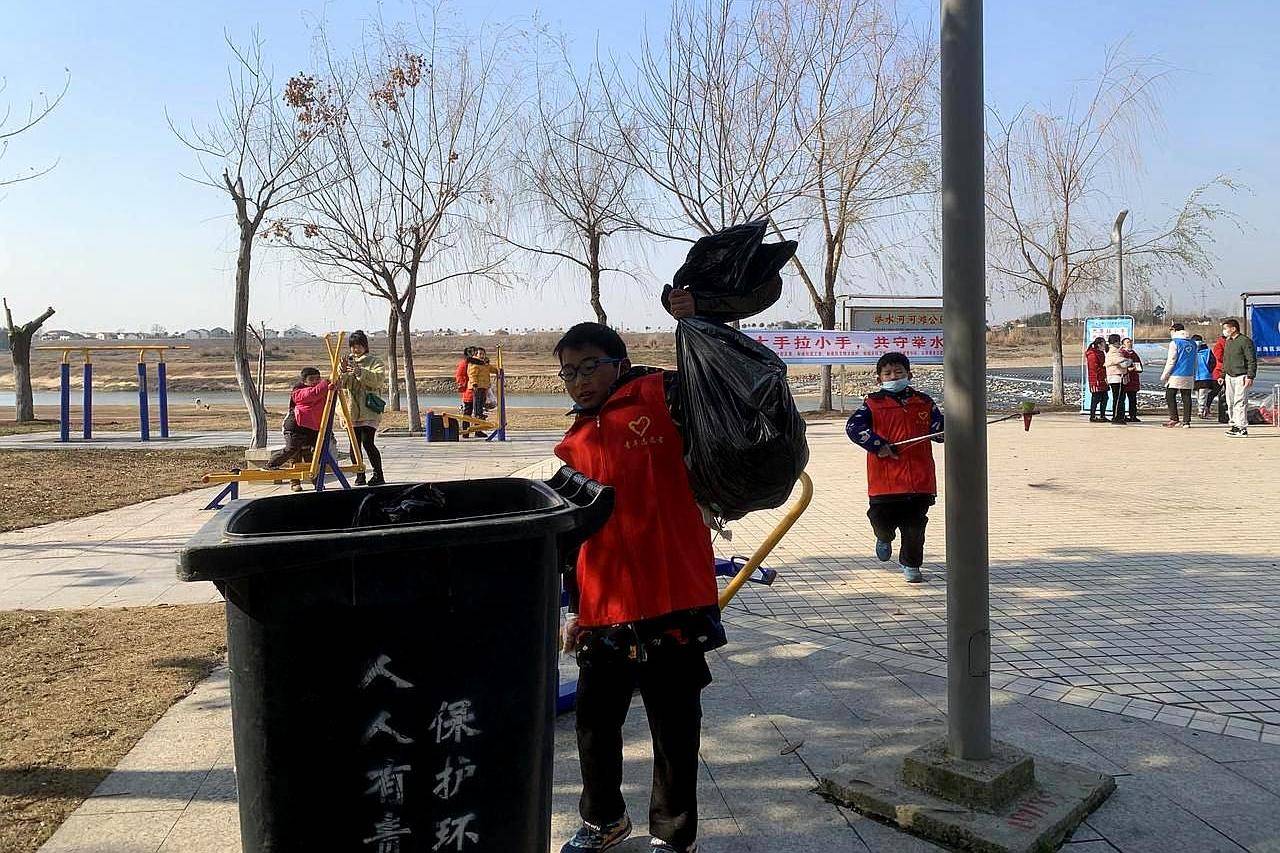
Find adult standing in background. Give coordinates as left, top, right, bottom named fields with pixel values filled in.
left=1160, top=323, right=1197, bottom=428
left=1208, top=330, right=1228, bottom=422
left=340, top=330, right=387, bottom=485
left=1221, top=318, right=1258, bottom=437
left=1103, top=334, right=1129, bottom=425
left=455, top=346, right=475, bottom=417
left=1120, top=337, right=1142, bottom=422
left=1085, top=337, right=1110, bottom=423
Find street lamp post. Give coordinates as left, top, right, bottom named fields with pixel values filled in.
left=1113, top=210, right=1128, bottom=315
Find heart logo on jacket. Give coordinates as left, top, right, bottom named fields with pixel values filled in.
left=628, top=416, right=651, bottom=437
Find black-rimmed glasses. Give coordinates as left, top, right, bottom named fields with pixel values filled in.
left=557, top=357, right=623, bottom=383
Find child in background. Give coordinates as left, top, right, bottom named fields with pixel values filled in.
left=455, top=346, right=474, bottom=416
left=466, top=347, right=499, bottom=437
left=846, top=352, right=944, bottom=584
left=555, top=289, right=719, bottom=853
left=267, top=367, right=330, bottom=491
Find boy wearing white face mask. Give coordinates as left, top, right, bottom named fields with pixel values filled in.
left=846, top=352, right=944, bottom=583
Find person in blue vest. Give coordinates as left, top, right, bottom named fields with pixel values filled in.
left=1192, top=334, right=1218, bottom=418
left=1159, top=323, right=1197, bottom=428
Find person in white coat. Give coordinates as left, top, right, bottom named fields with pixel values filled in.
left=1159, top=323, right=1197, bottom=428
left=1103, top=334, right=1131, bottom=424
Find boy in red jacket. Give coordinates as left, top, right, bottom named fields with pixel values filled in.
left=554, top=291, right=717, bottom=853
left=846, top=352, right=944, bottom=584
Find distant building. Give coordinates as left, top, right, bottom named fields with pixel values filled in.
left=38, top=329, right=87, bottom=341
left=281, top=326, right=314, bottom=338
left=183, top=329, right=210, bottom=340
left=208, top=327, right=232, bottom=339
left=263, top=328, right=280, bottom=339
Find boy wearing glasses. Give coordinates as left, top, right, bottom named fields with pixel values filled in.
left=554, top=291, right=715, bottom=853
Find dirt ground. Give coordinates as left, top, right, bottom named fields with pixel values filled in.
left=0, top=447, right=243, bottom=532
left=0, top=604, right=227, bottom=853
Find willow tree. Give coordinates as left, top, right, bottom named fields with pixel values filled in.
left=987, top=50, right=1235, bottom=404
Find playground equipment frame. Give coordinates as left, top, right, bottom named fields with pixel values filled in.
left=38, top=344, right=190, bottom=442
left=426, top=345, right=509, bottom=442
left=201, top=332, right=366, bottom=509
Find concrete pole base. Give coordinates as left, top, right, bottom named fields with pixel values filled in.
left=819, top=732, right=1115, bottom=853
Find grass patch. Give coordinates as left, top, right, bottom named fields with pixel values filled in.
left=0, top=605, right=227, bottom=852
left=0, top=447, right=244, bottom=532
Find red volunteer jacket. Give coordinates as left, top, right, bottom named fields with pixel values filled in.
left=554, top=371, right=717, bottom=628
left=1211, top=337, right=1226, bottom=381
left=850, top=390, right=940, bottom=498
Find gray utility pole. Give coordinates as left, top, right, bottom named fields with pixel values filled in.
left=941, top=0, right=990, bottom=760
left=1113, top=210, right=1128, bottom=315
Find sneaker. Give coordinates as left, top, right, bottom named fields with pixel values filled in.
left=1111, top=418, right=1126, bottom=425
left=650, top=840, right=698, bottom=853
left=560, top=816, right=632, bottom=853
left=290, top=481, right=302, bottom=492
left=354, top=473, right=367, bottom=486
left=1126, top=416, right=1141, bottom=423
left=902, top=564, right=923, bottom=584
left=1228, top=428, right=1249, bottom=438
left=1181, top=423, right=1192, bottom=429
left=1162, top=420, right=1180, bottom=428
left=1226, top=426, right=1241, bottom=435
left=875, top=540, right=892, bottom=562
left=367, top=474, right=386, bottom=487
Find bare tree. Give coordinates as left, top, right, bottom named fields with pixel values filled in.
left=1, top=72, right=70, bottom=188
left=277, top=19, right=517, bottom=432
left=602, top=0, right=812, bottom=241
left=987, top=50, right=1236, bottom=404
left=170, top=35, right=328, bottom=447
left=502, top=47, right=638, bottom=325
left=4, top=298, right=55, bottom=423
left=771, top=0, right=938, bottom=409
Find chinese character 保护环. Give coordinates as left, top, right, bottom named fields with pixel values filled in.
left=433, top=755, right=477, bottom=800
left=430, top=699, right=481, bottom=744
left=433, top=813, right=480, bottom=851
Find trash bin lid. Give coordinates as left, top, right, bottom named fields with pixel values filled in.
left=178, top=468, right=612, bottom=583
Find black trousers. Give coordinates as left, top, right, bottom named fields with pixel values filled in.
left=1125, top=386, right=1139, bottom=419
left=1109, top=382, right=1126, bottom=422
left=576, top=647, right=711, bottom=848
left=1166, top=388, right=1192, bottom=425
left=867, top=496, right=933, bottom=569
left=354, top=425, right=383, bottom=477
left=1089, top=388, right=1110, bottom=419
left=267, top=427, right=317, bottom=469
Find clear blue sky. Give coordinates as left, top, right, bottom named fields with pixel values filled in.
left=1, top=0, right=1276, bottom=335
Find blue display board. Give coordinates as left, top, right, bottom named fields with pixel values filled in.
left=1079, top=316, right=1135, bottom=414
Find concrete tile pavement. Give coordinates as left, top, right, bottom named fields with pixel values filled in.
left=39, top=621, right=1280, bottom=852
left=0, top=433, right=562, bottom=610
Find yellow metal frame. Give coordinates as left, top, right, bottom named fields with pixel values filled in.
left=718, top=472, right=814, bottom=609
left=202, top=332, right=366, bottom=484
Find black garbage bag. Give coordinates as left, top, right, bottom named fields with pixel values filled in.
left=663, top=220, right=798, bottom=323
left=351, top=483, right=448, bottom=527
left=675, top=318, right=808, bottom=521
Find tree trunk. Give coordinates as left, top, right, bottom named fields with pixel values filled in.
left=385, top=306, right=401, bottom=412
left=818, top=300, right=837, bottom=411
left=399, top=289, right=422, bottom=433
left=4, top=302, right=54, bottom=423
left=1049, top=293, right=1066, bottom=406
left=233, top=227, right=268, bottom=447
left=10, top=335, right=35, bottom=423
left=588, top=233, right=607, bottom=325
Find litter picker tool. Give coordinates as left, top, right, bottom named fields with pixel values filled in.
left=889, top=402, right=1040, bottom=449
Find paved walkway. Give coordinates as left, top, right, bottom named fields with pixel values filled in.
left=0, top=431, right=251, bottom=450
left=38, top=620, right=1280, bottom=852
left=0, top=433, right=561, bottom=609
left=14, top=414, right=1280, bottom=850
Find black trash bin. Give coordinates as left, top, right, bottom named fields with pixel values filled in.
left=179, top=466, right=612, bottom=853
